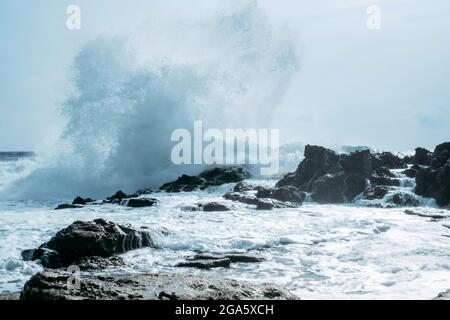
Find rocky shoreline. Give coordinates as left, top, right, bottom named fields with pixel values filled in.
left=4, top=141, right=450, bottom=300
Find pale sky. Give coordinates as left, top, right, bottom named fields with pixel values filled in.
left=1, top=0, right=449, bottom=152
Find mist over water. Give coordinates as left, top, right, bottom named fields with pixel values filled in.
left=1, top=2, right=299, bottom=200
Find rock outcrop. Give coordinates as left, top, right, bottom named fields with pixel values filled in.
left=160, top=166, right=250, bottom=192
left=256, top=186, right=306, bottom=204
left=20, top=271, right=296, bottom=300
left=21, top=219, right=153, bottom=268
left=276, top=146, right=372, bottom=204
left=415, top=142, right=450, bottom=207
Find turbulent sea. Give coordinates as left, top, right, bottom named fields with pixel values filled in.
left=1, top=152, right=450, bottom=299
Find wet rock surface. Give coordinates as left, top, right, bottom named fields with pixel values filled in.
left=73, top=256, right=125, bottom=271
left=276, top=146, right=372, bottom=204
left=256, top=186, right=306, bottom=204
left=160, top=166, right=250, bottom=192
left=200, top=202, right=231, bottom=212
left=176, top=258, right=231, bottom=269
left=415, top=142, right=450, bottom=207
left=20, top=271, right=296, bottom=300
left=21, top=219, right=153, bottom=268
left=223, top=192, right=299, bottom=210
left=124, top=198, right=158, bottom=208
left=363, top=185, right=391, bottom=200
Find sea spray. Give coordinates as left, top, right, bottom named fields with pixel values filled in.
left=0, top=2, right=299, bottom=200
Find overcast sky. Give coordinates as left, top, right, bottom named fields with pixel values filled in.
left=1, top=0, right=449, bottom=152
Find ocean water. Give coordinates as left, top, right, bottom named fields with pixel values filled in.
left=0, top=3, right=448, bottom=299
left=1, top=154, right=450, bottom=299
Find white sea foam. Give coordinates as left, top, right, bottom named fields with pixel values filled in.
left=0, top=186, right=449, bottom=299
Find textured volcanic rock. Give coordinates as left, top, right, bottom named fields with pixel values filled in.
left=55, top=204, right=82, bottom=210
left=371, top=152, right=406, bottom=169
left=200, top=202, right=230, bottom=212
left=20, top=271, right=297, bottom=300
left=160, top=166, right=250, bottom=192
left=390, top=193, right=420, bottom=207
left=256, top=186, right=306, bottom=204
left=21, top=219, right=153, bottom=268
left=413, top=147, right=433, bottom=166
left=176, top=258, right=231, bottom=269
left=73, top=256, right=125, bottom=271
left=125, top=198, right=158, bottom=208
left=72, top=197, right=95, bottom=205
left=106, top=190, right=138, bottom=203
left=415, top=142, right=450, bottom=207
left=223, top=192, right=299, bottom=210
left=276, top=146, right=371, bottom=204
left=190, top=254, right=264, bottom=263
left=363, top=185, right=391, bottom=200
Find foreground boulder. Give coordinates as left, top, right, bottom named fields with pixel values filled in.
left=21, top=219, right=153, bottom=268
left=276, top=146, right=371, bottom=203
left=160, top=166, right=250, bottom=192
left=20, top=271, right=296, bottom=300
left=415, top=142, right=450, bottom=207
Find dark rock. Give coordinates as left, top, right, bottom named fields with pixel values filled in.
left=402, top=165, right=421, bottom=178
left=73, top=256, right=125, bottom=271
left=371, top=152, right=406, bottom=169
left=72, top=197, right=94, bottom=205
left=160, top=166, right=250, bottom=193
left=404, top=209, right=447, bottom=219
left=20, top=271, right=297, bottom=300
left=176, top=258, right=231, bottom=269
left=413, top=147, right=432, bottom=166
left=402, top=155, right=414, bottom=165
left=40, top=249, right=64, bottom=269
left=256, top=186, right=306, bottom=204
left=107, top=191, right=137, bottom=202
left=310, top=174, right=347, bottom=203
left=135, top=188, right=153, bottom=195
left=256, top=201, right=275, bottom=210
left=55, top=204, right=82, bottom=210
left=276, top=146, right=371, bottom=204
left=23, top=219, right=153, bottom=268
left=160, top=174, right=205, bottom=192
left=415, top=142, right=450, bottom=207
left=363, top=185, right=391, bottom=200
left=233, top=182, right=254, bottom=193
left=276, top=145, right=340, bottom=190
left=125, top=198, right=158, bottom=208
left=224, top=192, right=261, bottom=206
left=200, top=202, right=230, bottom=212
left=190, top=254, right=264, bottom=263
left=390, top=193, right=420, bottom=207
left=198, top=166, right=250, bottom=185
left=373, top=166, right=394, bottom=178
left=370, top=176, right=400, bottom=187
left=415, top=163, right=450, bottom=207
left=224, top=192, right=298, bottom=210
left=431, top=142, right=450, bottom=169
